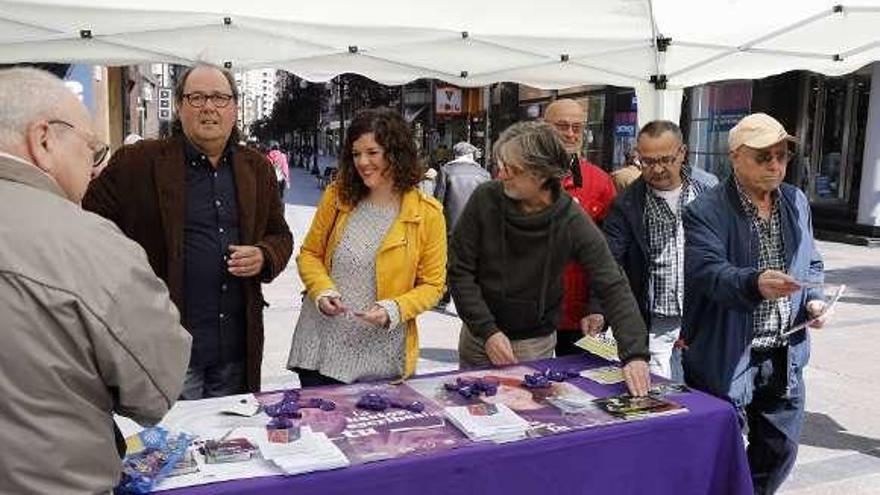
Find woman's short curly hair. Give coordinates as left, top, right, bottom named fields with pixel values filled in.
left=337, top=108, right=422, bottom=206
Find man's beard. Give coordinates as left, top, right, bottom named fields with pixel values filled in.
left=502, top=184, right=522, bottom=200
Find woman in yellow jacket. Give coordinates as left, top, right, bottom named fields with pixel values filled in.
left=288, top=108, right=446, bottom=387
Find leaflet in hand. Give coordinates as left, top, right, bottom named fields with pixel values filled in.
left=573, top=334, right=620, bottom=362
left=781, top=284, right=846, bottom=337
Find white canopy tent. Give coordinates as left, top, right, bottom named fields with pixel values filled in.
left=3, top=0, right=880, bottom=126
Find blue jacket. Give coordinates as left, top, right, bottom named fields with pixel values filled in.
left=604, top=167, right=718, bottom=327
left=681, top=178, right=824, bottom=408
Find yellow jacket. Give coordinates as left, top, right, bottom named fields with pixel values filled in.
left=297, top=182, right=447, bottom=378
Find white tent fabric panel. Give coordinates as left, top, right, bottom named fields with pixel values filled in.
left=3, top=0, right=880, bottom=120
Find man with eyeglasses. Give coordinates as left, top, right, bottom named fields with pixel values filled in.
left=0, top=67, right=192, bottom=493
left=543, top=99, right=617, bottom=356
left=84, top=64, right=293, bottom=400
left=604, top=121, right=718, bottom=381
left=681, top=113, right=825, bottom=495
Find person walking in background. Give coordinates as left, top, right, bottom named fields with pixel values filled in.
left=268, top=141, right=290, bottom=201
left=288, top=108, right=446, bottom=386
left=543, top=98, right=617, bottom=356
left=434, top=141, right=491, bottom=308
left=682, top=113, right=825, bottom=494
left=0, top=67, right=191, bottom=494
left=418, top=165, right=438, bottom=195
left=604, top=120, right=717, bottom=380
left=449, top=121, right=651, bottom=396
left=83, top=64, right=293, bottom=399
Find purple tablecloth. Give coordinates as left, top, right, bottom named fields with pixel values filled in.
left=166, top=355, right=752, bottom=495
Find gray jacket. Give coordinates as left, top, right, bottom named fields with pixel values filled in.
left=435, top=158, right=491, bottom=231
left=0, top=154, right=192, bottom=494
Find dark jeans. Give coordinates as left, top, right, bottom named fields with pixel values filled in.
left=292, top=367, right=345, bottom=388
left=554, top=329, right=583, bottom=356
left=738, top=347, right=805, bottom=495
left=180, top=361, right=247, bottom=400
left=277, top=180, right=286, bottom=201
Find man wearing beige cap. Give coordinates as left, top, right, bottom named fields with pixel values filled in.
left=680, top=113, right=826, bottom=494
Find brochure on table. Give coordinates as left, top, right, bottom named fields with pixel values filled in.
left=127, top=361, right=689, bottom=491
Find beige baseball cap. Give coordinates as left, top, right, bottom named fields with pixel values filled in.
left=728, top=113, right=797, bottom=151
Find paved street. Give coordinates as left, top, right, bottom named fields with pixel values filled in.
left=262, top=164, right=880, bottom=494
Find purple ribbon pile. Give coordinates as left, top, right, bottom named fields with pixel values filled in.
left=443, top=377, right=499, bottom=398
left=356, top=393, right=425, bottom=413
left=522, top=368, right=580, bottom=389
left=264, top=389, right=337, bottom=421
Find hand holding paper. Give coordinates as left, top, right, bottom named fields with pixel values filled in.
left=806, top=300, right=827, bottom=329
left=781, top=284, right=845, bottom=337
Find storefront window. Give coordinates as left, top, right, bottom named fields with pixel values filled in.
left=805, top=73, right=870, bottom=204
left=611, top=91, right=637, bottom=170
left=584, top=94, right=605, bottom=164
left=687, top=81, right=752, bottom=180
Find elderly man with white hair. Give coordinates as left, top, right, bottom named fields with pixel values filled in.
left=682, top=113, right=825, bottom=494
left=0, top=67, right=191, bottom=494
left=435, top=141, right=491, bottom=233
left=434, top=141, right=491, bottom=308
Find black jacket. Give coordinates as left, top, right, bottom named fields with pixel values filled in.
left=603, top=167, right=719, bottom=327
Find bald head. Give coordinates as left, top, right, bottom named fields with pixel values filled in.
left=0, top=67, right=100, bottom=203
left=544, top=99, right=586, bottom=154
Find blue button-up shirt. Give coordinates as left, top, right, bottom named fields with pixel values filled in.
left=183, top=140, right=246, bottom=367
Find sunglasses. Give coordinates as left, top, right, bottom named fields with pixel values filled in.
left=744, top=149, right=793, bottom=166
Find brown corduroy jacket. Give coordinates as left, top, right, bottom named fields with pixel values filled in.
left=83, top=136, right=293, bottom=391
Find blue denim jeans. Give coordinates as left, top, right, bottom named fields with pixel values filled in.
left=738, top=346, right=805, bottom=495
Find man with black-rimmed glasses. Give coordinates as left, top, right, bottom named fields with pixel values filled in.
left=604, top=120, right=718, bottom=381
left=84, top=64, right=293, bottom=399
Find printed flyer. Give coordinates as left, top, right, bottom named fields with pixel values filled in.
left=257, top=383, right=468, bottom=465
left=407, top=365, right=623, bottom=436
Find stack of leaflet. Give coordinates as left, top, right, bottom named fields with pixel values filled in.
left=255, top=426, right=350, bottom=475
left=444, top=403, right=530, bottom=443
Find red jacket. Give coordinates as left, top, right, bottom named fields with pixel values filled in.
left=560, top=158, right=616, bottom=330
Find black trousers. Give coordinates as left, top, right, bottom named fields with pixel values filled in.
left=292, top=367, right=345, bottom=388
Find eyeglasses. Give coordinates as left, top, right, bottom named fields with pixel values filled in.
left=497, top=160, right=530, bottom=179
left=551, top=121, right=584, bottom=134
left=182, top=92, right=235, bottom=108
left=48, top=120, right=109, bottom=167
left=744, top=149, right=793, bottom=166
left=633, top=146, right=684, bottom=169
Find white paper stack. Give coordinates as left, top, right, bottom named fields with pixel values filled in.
left=444, top=404, right=530, bottom=443
left=574, top=334, right=620, bottom=362
left=256, top=426, right=350, bottom=475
